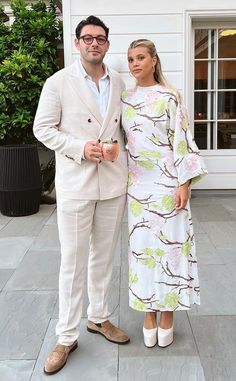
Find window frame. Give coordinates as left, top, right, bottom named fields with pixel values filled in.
left=184, top=9, right=236, bottom=156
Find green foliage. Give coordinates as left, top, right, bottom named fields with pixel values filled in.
left=0, top=0, right=62, bottom=144
left=130, top=200, right=144, bottom=216
left=161, top=195, right=175, bottom=211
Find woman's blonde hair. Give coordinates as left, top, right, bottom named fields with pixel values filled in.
left=128, top=39, right=179, bottom=100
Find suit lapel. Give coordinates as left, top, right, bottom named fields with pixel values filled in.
left=99, top=71, right=118, bottom=138
left=67, top=61, right=103, bottom=125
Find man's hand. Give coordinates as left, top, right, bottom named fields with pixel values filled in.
left=175, top=180, right=191, bottom=211
left=84, top=140, right=102, bottom=163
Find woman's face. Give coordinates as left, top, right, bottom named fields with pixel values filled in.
left=128, top=46, right=157, bottom=84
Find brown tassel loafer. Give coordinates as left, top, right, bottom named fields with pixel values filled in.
left=87, top=320, right=130, bottom=344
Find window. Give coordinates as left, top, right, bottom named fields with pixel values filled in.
left=194, top=28, right=236, bottom=150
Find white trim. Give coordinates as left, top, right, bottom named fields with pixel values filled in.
left=184, top=9, right=236, bottom=135
left=62, top=0, right=72, bottom=66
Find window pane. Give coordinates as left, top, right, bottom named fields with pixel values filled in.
left=194, top=92, right=207, bottom=120
left=195, top=29, right=208, bottom=58
left=218, top=91, right=236, bottom=119
left=218, top=122, right=236, bottom=149
left=194, top=123, right=208, bottom=149
left=218, top=61, right=236, bottom=89
left=195, top=61, right=208, bottom=89
left=218, top=29, right=236, bottom=58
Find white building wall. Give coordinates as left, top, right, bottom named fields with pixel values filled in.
left=63, top=0, right=236, bottom=189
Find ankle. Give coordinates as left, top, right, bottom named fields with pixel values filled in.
left=159, top=312, right=173, bottom=329
left=144, top=312, right=157, bottom=329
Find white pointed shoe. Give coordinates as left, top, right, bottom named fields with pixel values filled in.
left=143, top=327, right=157, bottom=348
left=158, top=326, right=173, bottom=347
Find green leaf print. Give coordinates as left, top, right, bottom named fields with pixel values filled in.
left=153, top=99, right=166, bottom=116
left=150, top=135, right=160, bottom=144
left=164, top=292, right=180, bottom=309
left=130, top=200, right=144, bottom=217
left=151, top=202, right=162, bottom=210
left=155, top=302, right=166, bottom=309
left=139, top=150, right=161, bottom=160
left=161, top=195, right=175, bottom=211
left=177, top=140, right=188, bottom=156
left=128, top=172, right=133, bottom=187
left=140, top=258, right=156, bottom=268
left=181, top=241, right=191, bottom=257
left=124, top=106, right=137, bottom=121
left=129, top=271, right=138, bottom=285
left=137, top=161, right=155, bottom=170
left=143, top=248, right=165, bottom=257
left=133, top=298, right=147, bottom=311
left=182, top=118, right=189, bottom=131
left=121, top=90, right=129, bottom=99
left=143, top=248, right=155, bottom=256
left=155, top=248, right=165, bottom=257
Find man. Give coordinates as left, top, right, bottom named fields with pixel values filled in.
left=33, top=15, right=129, bottom=375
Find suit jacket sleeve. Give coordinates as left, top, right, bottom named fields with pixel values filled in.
left=33, top=76, right=86, bottom=165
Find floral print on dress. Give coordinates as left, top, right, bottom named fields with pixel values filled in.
left=121, top=85, right=207, bottom=312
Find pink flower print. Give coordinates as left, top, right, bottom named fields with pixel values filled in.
left=162, top=150, right=175, bottom=171
left=183, top=155, right=199, bottom=172
left=145, top=93, right=157, bottom=113
left=129, top=163, right=142, bottom=186
left=167, top=247, right=182, bottom=270
left=149, top=214, right=165, bottom=237
left=127, top=131, right=136, bottom=153
left=128, top=248, right=133, bottom=265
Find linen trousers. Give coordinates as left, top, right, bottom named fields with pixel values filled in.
left=55, top=195, right=126, bottom=345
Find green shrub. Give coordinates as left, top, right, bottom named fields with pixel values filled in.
left=0, top=0, right=62, bottom=145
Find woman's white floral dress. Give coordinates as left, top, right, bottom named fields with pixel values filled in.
left=121, top=85, right=207, bottom=312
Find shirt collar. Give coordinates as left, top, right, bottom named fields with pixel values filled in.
left=77, top=58, right=109, bottom=80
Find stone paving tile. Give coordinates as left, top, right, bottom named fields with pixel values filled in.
left=31, top=318, right=118, bottom=381
left=0, top=291, right=57, bottom=360
left=0, top=215, right=49, bottom=238
left=119, top=288, right=198, bottom=358
left=200, top=221, right=236, bottom=249
left=0, top=237, right=35, bottom=269
left=188, top=264, right=236, bottom=316
left=199, top=356, right=236, bottom=381
left=119, top=356, right=205, bottom=381
left=30, top=225, right=60, bottom=252
left=0, top=360, right=35, bottom=381
left=189, top=315, right=236, bottom=356
left=218, top=197, right=236, bottom=211
left=191, top=204, right=235, bottom=222
left=216, top=248, right=236, bottom=264
left=195, top=233, right=224, bottom=265
left=45, top=208, right=57, bottom=225
left=4, top=250, right=60, bottom=291
left=0, top=270, right=14, bottom=291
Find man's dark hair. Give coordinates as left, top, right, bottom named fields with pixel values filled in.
left=75, top=15, right=109, bottom=39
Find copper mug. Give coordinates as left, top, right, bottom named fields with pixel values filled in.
left=101, top=139, right=119, bottom=162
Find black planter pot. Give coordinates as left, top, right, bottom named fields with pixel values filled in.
left=0, top=144, right=42, bottom=217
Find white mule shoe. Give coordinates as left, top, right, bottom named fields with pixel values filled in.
left=158, top=326, right=173, bottom=347
left=143, top=327, right=157, bottom=348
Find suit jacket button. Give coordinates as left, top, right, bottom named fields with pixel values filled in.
left=115, top=119, right=118, bottom=122
left=88, top=118, right=92, bottom=123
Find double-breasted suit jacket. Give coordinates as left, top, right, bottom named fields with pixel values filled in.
left=33, top=61, right=128, bottom=200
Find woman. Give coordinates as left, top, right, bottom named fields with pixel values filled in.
left=121, top=39, right=207, bottom=348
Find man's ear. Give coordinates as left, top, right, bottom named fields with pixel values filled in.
left=74, top=38, right=80, bottom=51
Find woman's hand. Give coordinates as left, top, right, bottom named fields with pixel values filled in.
left=175, top=180, right=191, bottom=211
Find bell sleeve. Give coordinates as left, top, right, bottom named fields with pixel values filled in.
left=168, top=94, right=208, bottom=186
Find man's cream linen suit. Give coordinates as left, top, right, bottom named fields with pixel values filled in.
left=33, top=61, right=128, bottom=345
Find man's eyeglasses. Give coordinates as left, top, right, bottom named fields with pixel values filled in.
left=79, top=35, right=108, bottom=45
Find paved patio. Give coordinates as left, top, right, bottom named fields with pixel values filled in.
left=0, top=192, right=236, bottom=381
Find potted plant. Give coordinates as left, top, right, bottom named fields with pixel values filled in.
left=0, top=0, right=62, bottom=216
